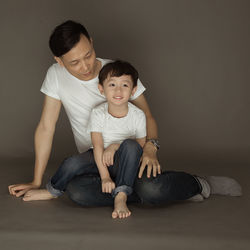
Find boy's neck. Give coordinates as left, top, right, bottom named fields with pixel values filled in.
left=107, top=102, right=129, bottom=118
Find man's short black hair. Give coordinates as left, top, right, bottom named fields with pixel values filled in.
left=99, top=60, right=139, bottom=88
left=49, top=20, right=91, bottom=57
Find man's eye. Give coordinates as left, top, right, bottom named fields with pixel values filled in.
left=71, top=62, right=78, bottom=66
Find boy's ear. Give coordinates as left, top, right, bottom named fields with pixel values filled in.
left=98, top=84, right=104, bottom=95
left=131, top=86, right=137, bottom=96
left=54, top=56, right=64, bottom=67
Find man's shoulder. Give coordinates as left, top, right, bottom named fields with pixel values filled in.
left=98, top=58, right=113, bottom=68
left=92, top=102, right=107, bottom=114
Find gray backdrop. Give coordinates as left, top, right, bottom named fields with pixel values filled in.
left=1, top=0, right=249, bottom=167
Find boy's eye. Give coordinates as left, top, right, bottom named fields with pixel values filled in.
left=123, top=84, right=129, bottom=87
left=109, top=83, right=115, bottom=87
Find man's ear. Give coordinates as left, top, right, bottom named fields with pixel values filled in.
left=54, top=56, right=64, bottom=67
left=131, top=86, right=137, bottom=96
left=98, top=84, right=104, bottom=95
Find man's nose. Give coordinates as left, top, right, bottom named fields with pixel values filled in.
left=80, top=61, right=88, bottom=71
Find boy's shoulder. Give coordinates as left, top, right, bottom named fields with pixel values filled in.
left=128, top=102, right=145, bottom=117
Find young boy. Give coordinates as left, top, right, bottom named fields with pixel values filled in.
left=88, top=60, right=146, bottom=218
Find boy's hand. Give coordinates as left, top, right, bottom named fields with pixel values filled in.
left=102, top=144, right=119, bottom=167
left=101, top=178, right=115, bottom=193
left=138, top=142, right=161, bottom=178
left=8, top=182, right=40, bottom=197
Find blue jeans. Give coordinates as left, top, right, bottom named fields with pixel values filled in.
left=47, top=139, right=143, bottom=198
left=47, top=139, right=202, bottom=206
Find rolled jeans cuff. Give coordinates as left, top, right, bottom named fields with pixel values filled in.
left=112, top=185, right=133, bottom=198
left=46, top=180, right=64, bottom=197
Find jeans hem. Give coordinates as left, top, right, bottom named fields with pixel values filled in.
left=46, top=181, right=64, bottom=197
left=112, top=185, right=133, bottom=197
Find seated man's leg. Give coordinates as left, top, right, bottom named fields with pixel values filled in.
left=47, top=149, right=99, bottom=197
left=134, top=170, right=202, bottom=205
left=23, top=150, right=99, bottom=201
left=66, top=174, right=140, bottom=207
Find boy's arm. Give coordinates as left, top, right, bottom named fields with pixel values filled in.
left=91, top=132, right=115, bottom=193
left=8, top=95, right=61, bottom=197
left=132, top=94, right=161, bottom=178
left=136, top=137, right=146, bottom=148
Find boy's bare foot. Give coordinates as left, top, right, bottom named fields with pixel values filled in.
left=23, top=189, right=56, bottom=201
left=112, top=192, right=131, bottom=219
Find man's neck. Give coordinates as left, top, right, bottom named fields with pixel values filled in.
left=108, top=103, right=129, bottom=118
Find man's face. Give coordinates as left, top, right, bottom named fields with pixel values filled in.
left=55, top=35, right=98, bottom=81
left=98, top=74, right=137, bottom=106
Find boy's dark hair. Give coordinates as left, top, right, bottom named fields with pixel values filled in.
left=49, top=20, right=91, bottom=57
left=99, top=60, right=139, bottom=88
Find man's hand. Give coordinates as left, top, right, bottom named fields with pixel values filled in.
left=138, top=141, right=161, bottom=178
left=8, top=182, right=40, bottom=197
left=101, top=178, right=115, bottom=193
left=102, top=144, right=119, bottom=167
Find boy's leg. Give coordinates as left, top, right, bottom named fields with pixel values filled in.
left=23, top=149, right=99, bottom=201
left=108, top=139, right=143, bottom=218
left=109, top=139, right=143, bottom=197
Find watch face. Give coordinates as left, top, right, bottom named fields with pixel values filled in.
left=150, top=139, right=160, bottom=149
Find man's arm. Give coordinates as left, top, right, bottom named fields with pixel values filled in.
left=8, top=95, right=61, bottom=197
left=131, top=94, right=161, bottom=178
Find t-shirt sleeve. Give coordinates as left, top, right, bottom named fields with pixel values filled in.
left=88, top=108, right=104, bottom=133
left=135, top=110, right=147, bottom=138
left=40, top=65, right=60, bottom=100
left=130, top=78, right=146, bottom=101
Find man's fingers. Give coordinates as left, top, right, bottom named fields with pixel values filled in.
left=147, top=163, right=153, bottom=178
left=15, top=189, right=29, bottom=197
left=157, top=163, right=161, bottom=174
left=138, top=162, right=147, bottom=178
left=153, top=164, right=157, bottom=177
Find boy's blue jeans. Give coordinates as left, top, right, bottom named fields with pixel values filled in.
left=47, top=139, right=202, bottom=206
left=47, top=139, right=143, bottom=198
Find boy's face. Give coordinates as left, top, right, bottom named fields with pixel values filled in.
left=98, top=74, right=137, bottom=105
left=55, top=35, right=98, bottom=81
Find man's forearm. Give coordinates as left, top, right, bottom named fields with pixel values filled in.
left=146, top=115, right=158, bottom=140
left=33, top=123, right=55, bottom=186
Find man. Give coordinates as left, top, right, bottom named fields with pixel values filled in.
left=8, top=20, right=241, bottom=205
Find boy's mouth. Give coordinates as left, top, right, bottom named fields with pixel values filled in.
left=113, top=96, right=123, bottom=100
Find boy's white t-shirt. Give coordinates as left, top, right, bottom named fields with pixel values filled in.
left=88, top=102, right=146, bottom=149
left=40, top=58, right=146, bottom=153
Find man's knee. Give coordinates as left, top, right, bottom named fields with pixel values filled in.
left=66, top=177, right=95, bottom=207
left=60, top=156, right=83, bottom=175
left=134, top=174, right=165, bottom=204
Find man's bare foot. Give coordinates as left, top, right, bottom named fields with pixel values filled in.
left=23, top=189, right=56, bottom=201
left=112, top=192, right=131, bottom=219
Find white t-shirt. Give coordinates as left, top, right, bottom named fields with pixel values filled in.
left=88, top=102, right=146, bottom=149
left=40, top=58, right=146, bottom=153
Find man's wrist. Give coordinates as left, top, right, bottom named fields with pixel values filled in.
left=146, top=138, right=160, bottom=150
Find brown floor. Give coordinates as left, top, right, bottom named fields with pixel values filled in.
left=1, top=161, right=249, bottom=250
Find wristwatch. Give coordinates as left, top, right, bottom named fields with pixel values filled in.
left=147, top=139, right=160, bottom=150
